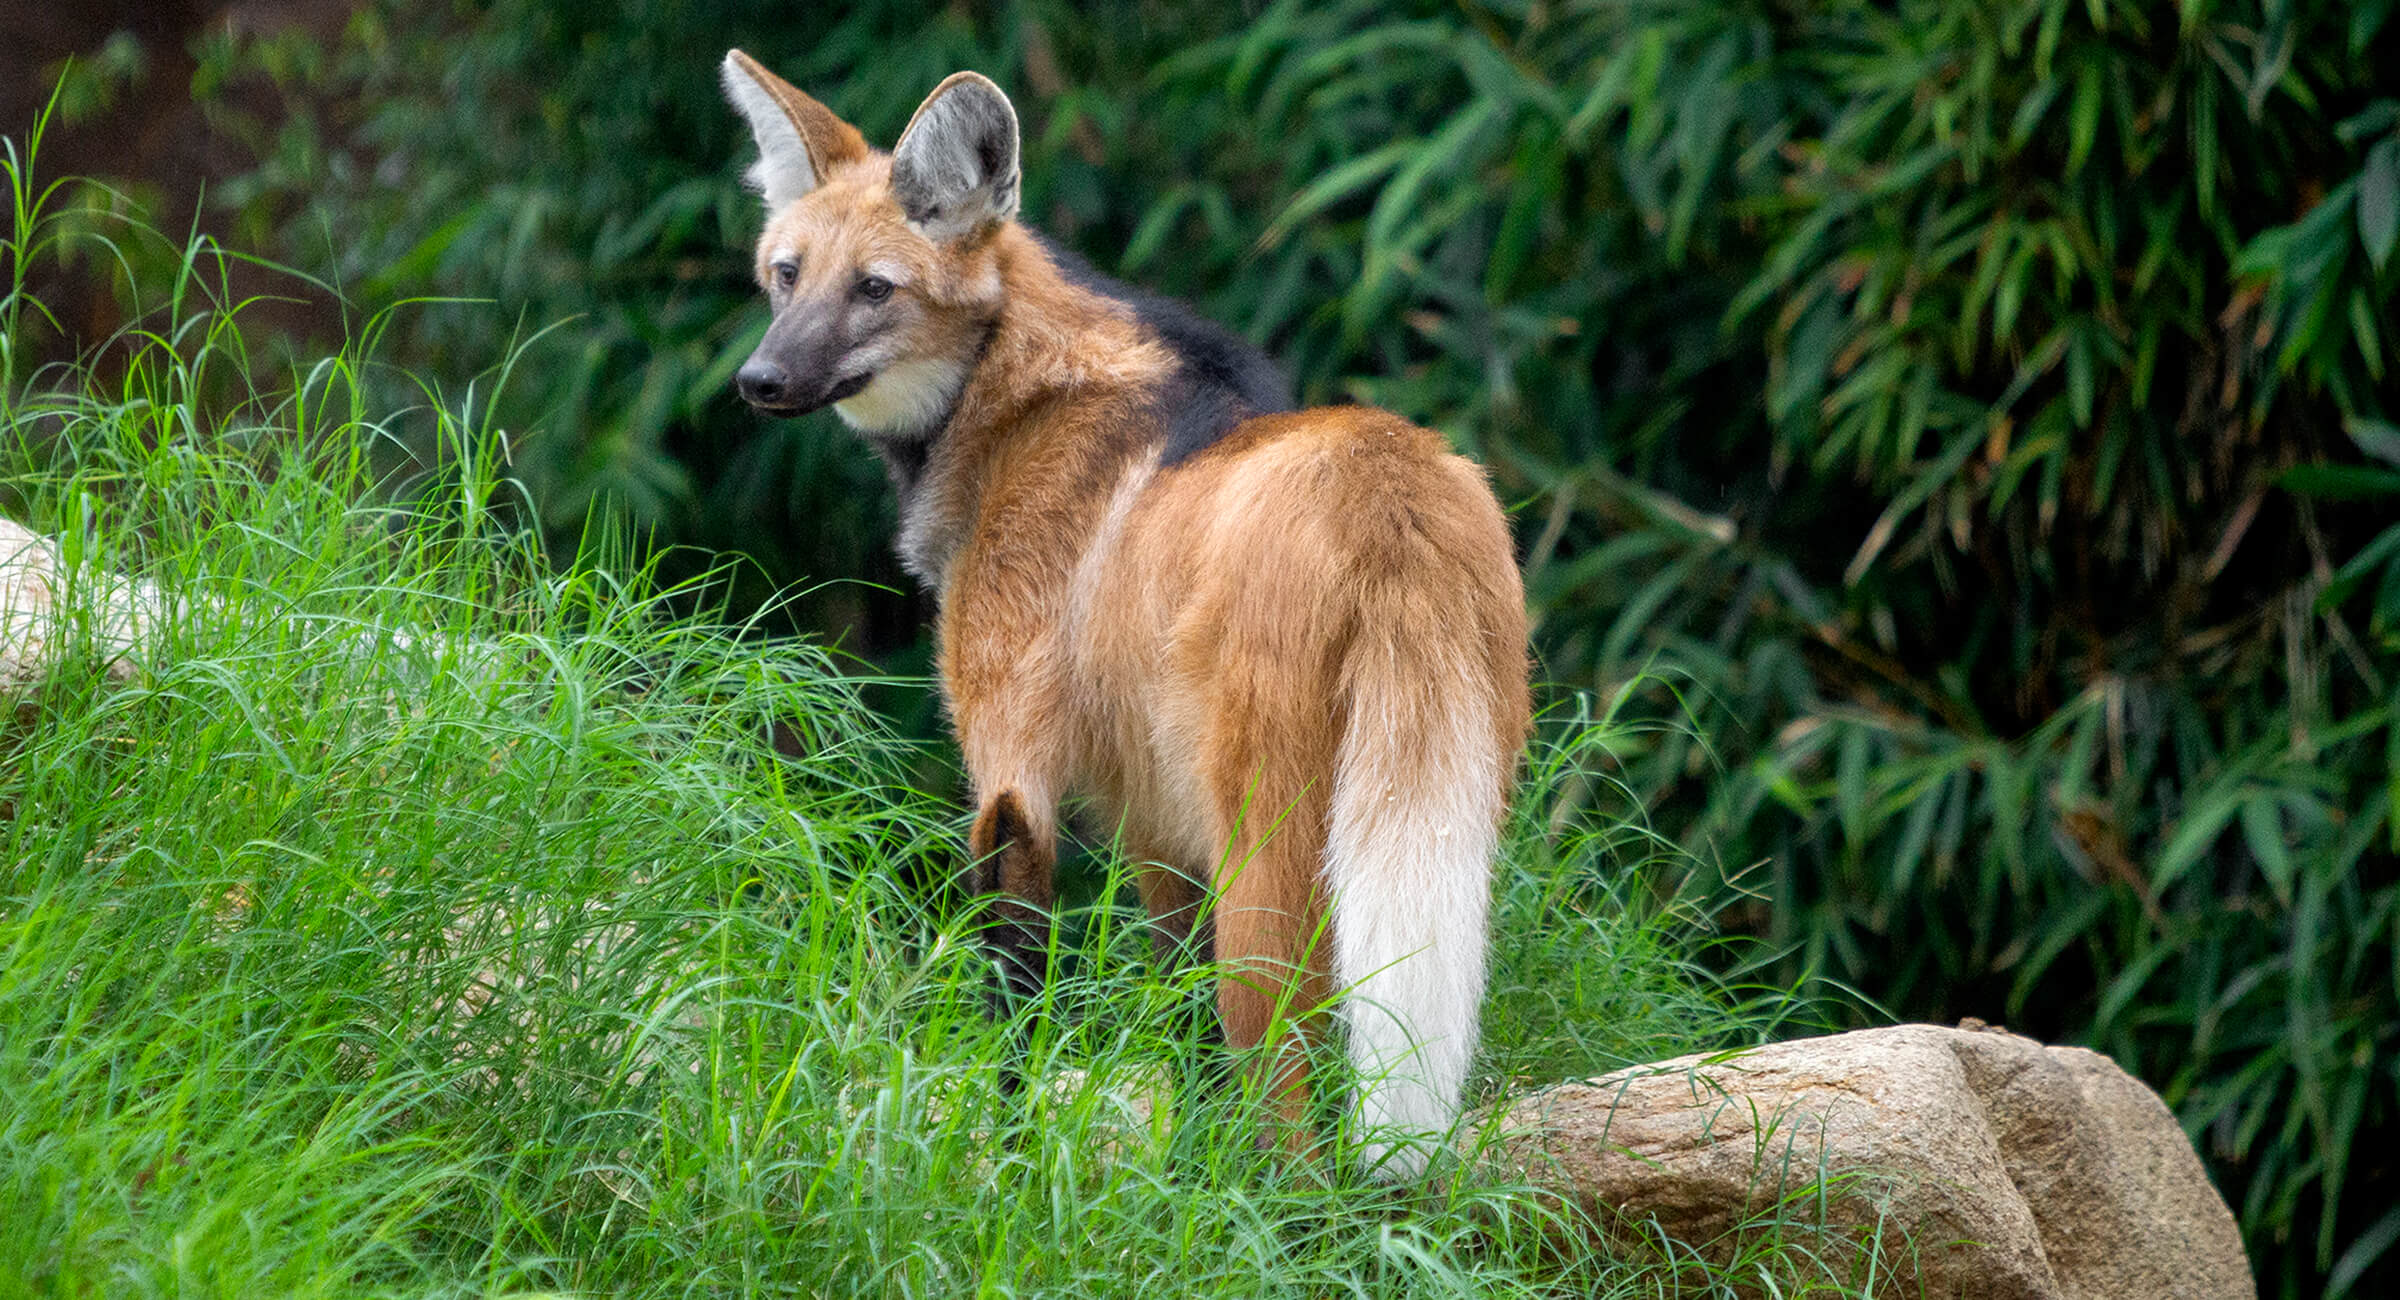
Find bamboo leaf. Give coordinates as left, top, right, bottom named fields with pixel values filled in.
left=2010, top=77, right=2061, bottom=149
left=2337, top=100, right=2400, bottom=144
left=2351, top=289, right=2387, bottom=380
left=1258, top=140, right=1414, bottom=247
left=1364, top=97, right=1503, bottom=253
left=2065, top=326, right=2095, bottom=427
left=2329, top=1203, right=2400, bottom=1298
left=2157, top=787, right=2244, bottom=892
left=1120, top=184, right=1194, bottom=273
left=2361, top=138, right=2400, bottom=272
left=2316, top=522, right=2400, bottom=611
left=2241, top=796, right=2296, bottom=903
left=2281, top=464, right=2400, bottom=500
left=2067, top=59, right=2102, bottom=175
left=2347, top=417, right=2400, bottom=468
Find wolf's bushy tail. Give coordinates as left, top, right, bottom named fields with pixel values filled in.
left=1324, top=577, right=1513, bottom=1178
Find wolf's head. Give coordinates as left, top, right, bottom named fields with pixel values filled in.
left=721, top=52, right=1019, bottom=436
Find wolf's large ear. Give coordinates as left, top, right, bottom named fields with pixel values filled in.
left=891, top=72, right=1020, bottom=241
left=721, top=49, right=869, bottom=213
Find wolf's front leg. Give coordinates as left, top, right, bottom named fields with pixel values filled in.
left=965, top=787, right=1056, bottom=1095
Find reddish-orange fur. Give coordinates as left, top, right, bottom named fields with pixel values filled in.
left=726, top=55, right=1530, bottom=1168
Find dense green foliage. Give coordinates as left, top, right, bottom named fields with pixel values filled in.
left=25, top=0, right=2400, bottom=1292
left=0, top=168, right=1862, bottom=1292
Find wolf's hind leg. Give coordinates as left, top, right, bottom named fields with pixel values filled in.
left=966, top=788, right=1055, bottom=1096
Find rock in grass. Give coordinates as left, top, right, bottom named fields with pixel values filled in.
left=0, top=515, right=508, bottom=691
left=0, top=516, right=161, bottom=687
left=1475, top=1022, right=2253, bottom=1299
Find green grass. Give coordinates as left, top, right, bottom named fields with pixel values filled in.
left=0, top=151, right=1877, bottom=1298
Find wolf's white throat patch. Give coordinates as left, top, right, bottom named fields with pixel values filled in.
left=834, top=357, right=971, bottom=437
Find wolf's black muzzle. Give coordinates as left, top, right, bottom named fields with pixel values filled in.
left=735, top=358, right=871, bottom=416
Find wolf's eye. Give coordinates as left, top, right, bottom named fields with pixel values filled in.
left=857, top=275, right=894, bottom=303
left=772, top=260, right=799, bottom=290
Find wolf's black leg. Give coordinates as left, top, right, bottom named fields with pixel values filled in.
left=968, top=791, right=1053, bottom=1100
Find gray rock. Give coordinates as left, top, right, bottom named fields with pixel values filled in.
left=1474, top=1022, right=2253, bottom=1298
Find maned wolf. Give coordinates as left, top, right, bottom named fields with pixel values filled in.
left=721, top=51, right=1528, bottom=1176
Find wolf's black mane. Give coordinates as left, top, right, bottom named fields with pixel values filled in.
left=1033, top=232, right=1293, bottom=465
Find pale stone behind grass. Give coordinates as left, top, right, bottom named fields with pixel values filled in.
left=0, top=516, right=161, bottom=686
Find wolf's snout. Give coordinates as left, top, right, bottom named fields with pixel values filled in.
left=736, top=358, right=794, bottom=409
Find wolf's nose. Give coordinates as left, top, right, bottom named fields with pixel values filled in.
left=736, top=359, right=792, bottom=407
